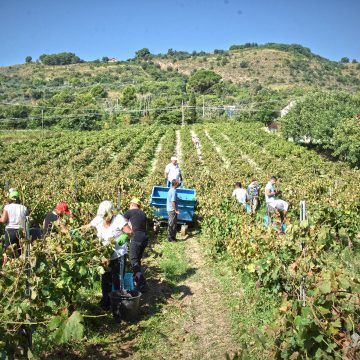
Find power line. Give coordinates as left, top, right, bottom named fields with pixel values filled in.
left=0, top=104, right=282, bottom=124
left=0, top=98, right=285, bottom=113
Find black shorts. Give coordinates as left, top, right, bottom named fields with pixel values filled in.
left=4, top=228, right=23, bottom=257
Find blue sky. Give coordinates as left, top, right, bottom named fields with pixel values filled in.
left=0, top=0, right=359, bottom=66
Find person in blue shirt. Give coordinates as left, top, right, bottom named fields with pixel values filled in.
left=247, top=178, right=261, bottom=213
left=167, top=179, right=180, bottom=242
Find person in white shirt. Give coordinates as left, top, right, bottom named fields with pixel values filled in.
left=83, top=200, right=132, bottom=309
left=0, top=190, right=29, bottom=262
left=232, top=182, right=249, bottom=209
left=265, top=176, right=289, bottom=220
left=164, top=156, right=182, bottom=187
left=269, top=199, right=289, bottom=216
left=265, top=176, right=278, bottom=205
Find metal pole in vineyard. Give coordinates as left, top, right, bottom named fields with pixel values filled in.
left=24, top=216, right=33, bottom=351
left=117, top=187, right=121, bottom=213
left=299, top=201, right=307, bottom=306
left=300, top=200, right=306, bottom=251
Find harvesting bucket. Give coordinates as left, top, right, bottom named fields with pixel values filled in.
left=120, top=290, right=141, bottom=321
left=110, top=290, right=141, bottom=322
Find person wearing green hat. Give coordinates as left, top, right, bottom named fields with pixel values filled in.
left=123, top=198, right=149, bottom=292
left=0, top=190, right=29, bottom=262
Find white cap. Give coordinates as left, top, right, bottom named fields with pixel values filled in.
left=97, top=200, right=113, bottom=218
left=171, top=156, right=178, bottom=161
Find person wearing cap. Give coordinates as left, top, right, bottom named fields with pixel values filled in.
left=83, top=200, right=132, bottom=309
left=43, top=202, right=71, bottom=236
left=164, top=156, right=182, bottom=187
left=0, top=190, right=29, bottom=261
left=167, top=179, right=180, bottom=242
left=123, top=198, right=148, bottom=292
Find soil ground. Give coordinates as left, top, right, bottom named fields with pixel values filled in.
left=45, top=231, right=241, bottom=360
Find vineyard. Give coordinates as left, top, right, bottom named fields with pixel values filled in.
left=0, top=122, right=359, bottom=359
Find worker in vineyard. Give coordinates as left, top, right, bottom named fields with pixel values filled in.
left=83, top=200, right=133, bottom=310
left=43, top=202, right=72, bottom=236
left=0, top=189, right=29, bottom=262
left=265, top=176, right=289, bottom=221
left=167, top=179, right=180, bottom=242
left=192, top=135, right=200, bottom=149
left=123, top=198, right=148, bottom=292
left=268, top=199, right=289, bottom=221
left=164, top=156, right=182, bottom=187
left=265, top=176, right=279, bottom=205
left=247, top=178, right=261, bottom=213
left=232, top=182, right=249, bottom=210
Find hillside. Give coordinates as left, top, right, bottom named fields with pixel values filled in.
left=0, top=44, right=359, bottom=131
left=153, top=46, right=360, bottom=91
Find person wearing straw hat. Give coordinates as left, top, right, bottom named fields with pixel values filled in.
left=123, top=197, right=148, bottom=292
left=43, top=202, right=72, bottom=236
left=0, top=189, right=29, bottom=262
left=83, top=200, right=133, bottom=309
left=164, top=156, right=183, bottom=187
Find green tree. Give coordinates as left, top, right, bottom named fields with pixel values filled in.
left=25, top=56, right=32, bottom=64
left=282, top=91, right=360, bottom=146
left=332, top=116, right=360, bottom=166
left=340, top=57, right=350, bottom=63
left=102, top=56, right=109, bottom=63
left=39, top=52, right=82, bottom=65
left=188, top=93, right=197, bottom=124
left=120, top=86, right=137, bottom=108
left=135, top=48, right=151, bottom=60
left=239, top=60, right=249, bottom=68
left=90, top=85, right=107, bottom=98
left=187, top=69, right=221, bottom=94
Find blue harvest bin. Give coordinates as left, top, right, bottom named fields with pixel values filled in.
left=124, top=272, right=135, bottom=291
left=150, top=186, right=196, bottom=223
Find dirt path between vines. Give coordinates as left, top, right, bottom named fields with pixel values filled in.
left=171, top=236, right=238, bottom=359
left=204, top=129, right=230, bottom=169
left=60, top=235, right=239, bottom=360
left=150, top=134, right=165, bottom=174
left=176, top=129, right=182, bottom=163
left=129, top=236, right=239, bottom=360
left=221, top=132, right=261, bottom=171
left=190, top=129, right=203, bottom=163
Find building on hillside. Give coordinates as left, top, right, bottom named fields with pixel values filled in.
left=267, top=122, right=280, bottom=133
left=224, top=105, right=236, bottom=117
left=280, top=100, right=296, bottom=117
left=108, top=57, right=118, bottom=63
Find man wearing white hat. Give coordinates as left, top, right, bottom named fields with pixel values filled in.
left=164, top=156, right=182, bottom=187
